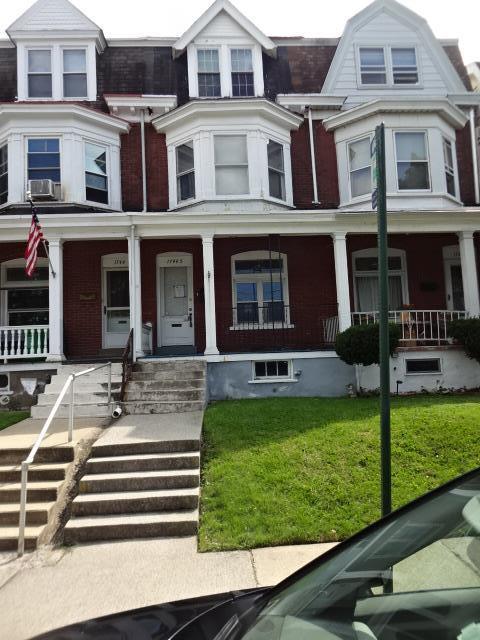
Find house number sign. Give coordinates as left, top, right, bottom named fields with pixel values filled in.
left=158, top=254, right=193, bottom=268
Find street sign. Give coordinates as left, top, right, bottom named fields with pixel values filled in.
left=371, top=136, right=378, bottom=210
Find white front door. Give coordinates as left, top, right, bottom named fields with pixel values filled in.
left=443, top=246, right=465, bottom=311
left=158, top=253, right=194, bottom=347
left=102, top=254, right=130, bottom=349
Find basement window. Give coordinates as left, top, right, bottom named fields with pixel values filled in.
left=405, top=358, right=441, bottom=374
left=0, top=373, right=9, bottom=392
left=253, top=360, right=291, bottom=381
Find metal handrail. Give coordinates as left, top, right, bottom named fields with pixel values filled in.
left=18, top=361, right=112, bottom=557
left=120, top=329, right=134, bottom=401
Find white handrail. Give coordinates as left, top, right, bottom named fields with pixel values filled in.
left=17, top=362, right=112, bottom=557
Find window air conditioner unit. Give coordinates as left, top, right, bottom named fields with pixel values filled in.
left=27, top=179, right=57, bottom=200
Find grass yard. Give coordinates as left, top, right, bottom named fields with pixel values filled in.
left=0, top=410, right=29, bottom=432
left=199, top=396, right=480, bottom=552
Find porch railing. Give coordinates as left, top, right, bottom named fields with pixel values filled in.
left=0, top=326, right=49, bottom=361
left=351, top=310, right=468, bottom=345
left=120, top=328, right=134, bottom=401
left=231, top=304, right=292, bottom=330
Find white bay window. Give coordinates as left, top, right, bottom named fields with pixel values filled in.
left=395, top=131, right=430, bottom=191
left=348, top=137, right=372, bottom=198
left=85, top=142, right=108, bottom=204
left=176, top=142, right=195, bottom=203
left=0, top=144, right=8, bottom=205
left=443, top=137, right=456, bottom=197
left=268, top=140, right=285, bottom=201
left=214, top=135, right=249, bottom=196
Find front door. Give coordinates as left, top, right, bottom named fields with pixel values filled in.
left=158, top=253, right=194, bottom=347
left=443, top=246, right=465, bottom=311
left=102, top=254, right=130, bottom=348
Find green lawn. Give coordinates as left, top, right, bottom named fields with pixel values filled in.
left=0, top=411, right=29, bottom=432
left=199, top=396, right=480, bottom=552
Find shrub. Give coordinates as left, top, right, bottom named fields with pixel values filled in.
left=335, top=323, right=401, bottom=366
left=448, top=318, right=480, bottom=363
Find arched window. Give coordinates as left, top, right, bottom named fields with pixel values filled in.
left=231, top=250, right=290, bottom=327
left=352, top=248, right=408, bottom=312
left=0, top=257, right=49, bottom=326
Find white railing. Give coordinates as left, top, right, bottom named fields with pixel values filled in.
left=351, top=310, right=468, bottom=345
left=17, top=362, right=113, bottom=557
left=0, top=325, right=49, bottom=361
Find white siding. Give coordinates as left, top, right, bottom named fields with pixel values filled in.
left=195, top=10, right=254, bottom=44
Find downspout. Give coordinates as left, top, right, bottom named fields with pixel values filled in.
left=470, top=108, right=480, bottom=205
left=307, top=107, right=320, bottom=204
left=140, top=109, right=148, bottom=212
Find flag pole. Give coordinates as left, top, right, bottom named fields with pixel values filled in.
left=26, top=192, right=56, bottom=278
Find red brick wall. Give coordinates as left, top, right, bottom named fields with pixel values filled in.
left=0, top=243, right=25, bottom=262
left=347, top=234, right=459, bottom=311
left=456, top=125, right=476, bottom=206
left=214, top=236, right=338, bottom=352
left=140, top=239, right=205, bottom=352
left=120, top=123, right=168, bottom=212
left=291, top=121, right=339, bottom=210
left=63, top=240, right=127, bottom=358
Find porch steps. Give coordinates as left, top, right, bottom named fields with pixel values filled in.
left=0, top=448, right=72, bottom=551
left=31, top=363, right=123, bottom=419
left=64, top=439, right=200, bottom=544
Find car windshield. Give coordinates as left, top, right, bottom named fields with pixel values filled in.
left=234, top=469, right=480, bottom=640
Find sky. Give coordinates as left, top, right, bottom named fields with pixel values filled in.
left=1, top=0, right=479, bottom=63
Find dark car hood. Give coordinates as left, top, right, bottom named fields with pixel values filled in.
left=33, top=588, right=268, bottom=640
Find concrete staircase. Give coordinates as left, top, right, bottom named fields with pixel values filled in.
left=122, top=360, right=206, bottom=414
left=31, top=363, right=123, bottom=419
left=0, top=445, right=74, bottom=551
left=64, top=434, right=200, bottom=544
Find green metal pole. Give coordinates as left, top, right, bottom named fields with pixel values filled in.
left=376, top=123, right=391, bottom=517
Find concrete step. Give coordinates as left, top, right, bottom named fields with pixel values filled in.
left=45, top=382, right=122, bottom=394
left=72, top=487, right=199, bottom=516
left=0, top=462, right=69, bottom=483
left=79, top=469, right=199, bottom=493
left=37, top=392, right=115, bottom=406
left=131, top=370, right=205, bottom=382
left=123, top=389, right=204, bottom=402
left=91, top=439, right=200, bottom=458
left=123, top=401, right=204, bottom=414
left=127, top=378, right=204, bottom=390
left=0, top=480, right=63, bottom=503
left=135, top=361, right=205, bottom=373
left=64, top=510, right=199, bottom=544
left=86, top=452, right=200, bottom=474
left=0, top=525, right=44, bottom=551
left=31, top=404, right=110, bottom=419
left=56, top=364, right=123, bottom=375
left=0, top=447, right=74, bottom=465
left=0, top=501, right=55, bottom=526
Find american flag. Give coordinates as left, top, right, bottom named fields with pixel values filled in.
left=25, top=208, right=44, bottom=278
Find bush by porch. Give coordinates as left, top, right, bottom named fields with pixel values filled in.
left=199, top=396, right=480, bottom=552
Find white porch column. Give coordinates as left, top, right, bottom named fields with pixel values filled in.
left=202, top=235, right=219, bottom=355
left=332, top=232, right=352, bottom=331
left=128, top=228, right=144, bottom=360
left=458, top=231, right=480, bottom=317
left=46, top=239, right=65, bottom=362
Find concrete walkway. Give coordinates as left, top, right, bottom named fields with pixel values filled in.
left=0, top=417, right=105, bottom=450
left=0, top=537, right=336, bottom=639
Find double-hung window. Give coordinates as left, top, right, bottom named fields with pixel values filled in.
left=176, top=142, right=195, bottom=202
left=443, top=138, right=456, bottom=197
left=198, top=49, right=221, bottom=97
left=0, top=145, right=7, bottom=205
left=392, top=48, right=418, bottom=84
left=231, top=49, right=254, bottom=97
left=214, top=135, right=249, bottom=196
left=63, top=49, right=87, bottom=98
left=85, top=142, right=108, bottom=204
left=2, top=260, right=49, bottom=327
left=395, top=132, right=430, bottom=190
left=27, top=139, right=60, bottom=183
left=354, top=250, right=406, bottom=312
left=268, top=141, right=285, bottom=201
left=28, top=50, right=52, bottom=98
left=348, top=137, right=372, bottom=198
left=359, top=48, right=386, bottom=85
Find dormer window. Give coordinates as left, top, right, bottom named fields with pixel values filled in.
left=28, top=49, right=52, bottom=98
left=359, top=48, right=386, bottom=85
left=63, top=49, right=87, bottom=98
left=358, top=46, right=419, bottom=87
left=231, top=49, right=254, bottom=97
left=197, top=49, right=221, bottom=98
left=391, top=48, right=418, bottom=84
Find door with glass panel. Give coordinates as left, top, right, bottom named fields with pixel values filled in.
left=158, top=254, right=194, bottom=347
left=102, top=255, right=130, bottom=349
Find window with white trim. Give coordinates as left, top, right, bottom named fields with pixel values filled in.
left=443, top=138, right=456, bottom=197
left=268, top=140, right=285, bottom=200
left=214, top=135, right=249, bottom=196
left=231, top=48, right=254, bottom=97
left=232, top=251, right=290, bottom=327
left=197, top=49, right=221, bottom=97
left=253, top=360, right=291, bottom=380
left=353, top=249, right=407, bottom=312
left=391, top=48, right=418, bottom=85
left=0, top=144, right=7, bottom=205
left=359, top=48, right=386, bottom=85
left=405, top=358, right=441, bottom=374
left=0, top=258, right=49, bottom=326
left=85, top=142, right=108, bottom=204
left=358, top=46, right=419, bottom=87
left=176, top=142, right=195, bottom=202
left=348, top=137, right=372, bottom=198
left=27, top=138, right=61, bottom=183
left=395, top=131, right=430, bottom=190
left=28, top=49, right=52, bottom=98
left=63, top=49, right=87, bottom=98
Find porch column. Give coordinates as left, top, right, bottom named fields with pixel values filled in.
left=202, top=235, right=219, bottom=355
left=128, top=229, right=144, bottom=360
left=46, top=239, right=65, bottom=362
left=332, top=232, right=352, bottom=332
left=458, top=231, right=480, bottom=317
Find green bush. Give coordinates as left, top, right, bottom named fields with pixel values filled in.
left=335, top=323, right=401, bottom=366
left=448, top=318, right=480, bottom=363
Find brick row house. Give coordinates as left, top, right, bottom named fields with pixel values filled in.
left=1, top=0, right=480, bottom=403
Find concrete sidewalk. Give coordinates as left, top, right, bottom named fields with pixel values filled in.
left=0, top=537, right=336, bottom=639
